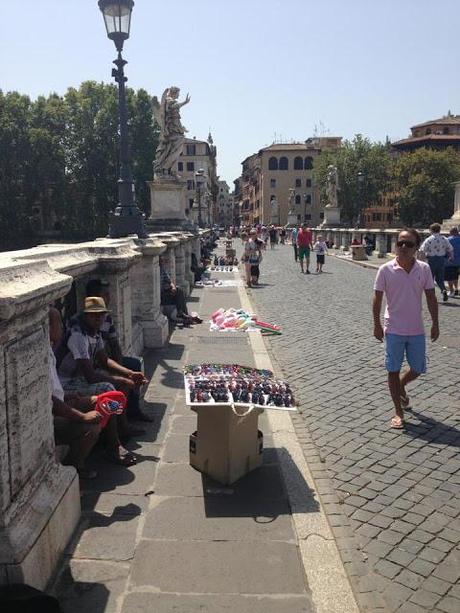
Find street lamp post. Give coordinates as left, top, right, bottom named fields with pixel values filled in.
left=303, top=193, right=308, bottom=222
left=195, top=168, right=205, bottom=227
left=98, top=0, right=147, bottom=238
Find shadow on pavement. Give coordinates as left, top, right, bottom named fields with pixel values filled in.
left=405, top=409, right=460, bottom=448
left=53, top=567, right=110, bottom=613
left=201, top=448, right=320, bottom=518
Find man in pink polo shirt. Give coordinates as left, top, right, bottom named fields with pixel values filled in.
left=373, top=229, right=439, bottom=429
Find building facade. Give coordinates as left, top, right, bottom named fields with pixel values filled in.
left=362, top=192, right=399, bottom=229
left=239, top=137, right=342, bottom=226
left=216, top=180, right=233, bottom=226
left=174, top=135, right=218, bottom=225
left=392, top=112, right=460, bottom=153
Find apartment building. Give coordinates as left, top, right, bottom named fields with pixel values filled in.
left=174, top=135, right=218, bottom=223
left=240, top=137, right=342, bottom=226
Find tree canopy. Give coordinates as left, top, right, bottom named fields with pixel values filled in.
left=0, top=82, right=158, bottom=251
left=313, top=136, right=460, bottom=227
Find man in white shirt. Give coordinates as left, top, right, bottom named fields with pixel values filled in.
left=420, top=223, right=453, bottom=302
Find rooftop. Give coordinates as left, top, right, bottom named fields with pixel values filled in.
left=411, top=113, right=460, bottom=129
left=393, top=133, right=460, bottom=147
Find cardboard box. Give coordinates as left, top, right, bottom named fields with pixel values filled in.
left=189, top=404, right=264, bottom=484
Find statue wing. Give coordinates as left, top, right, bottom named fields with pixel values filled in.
left=152, top=89, right=169, bottom=130
left=151, top=95, right=163, bottom=128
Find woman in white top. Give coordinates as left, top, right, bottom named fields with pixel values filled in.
left=242, top=229, right=263, bottom=287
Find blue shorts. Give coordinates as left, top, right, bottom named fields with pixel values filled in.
left=384, top=334, right=426, bottom=374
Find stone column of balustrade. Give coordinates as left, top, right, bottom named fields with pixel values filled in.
left=155, top=235, right=180, bottom=285
left=182, top=233, right=196, bottom=291
left=173, top=237, right=189, bottom=296
left=88, top=240, right=142, bottom=355
left=377, top=232, right=387, bottom=258
left=0, top=259, right=80, bottom=589
left=130, top=238, right=169, bottom=349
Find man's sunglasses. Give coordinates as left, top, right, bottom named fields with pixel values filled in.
left=397, top=240, right=416, bottom=248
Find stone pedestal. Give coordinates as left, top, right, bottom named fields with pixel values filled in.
left=130, top=240, right=169, bottom=348
left=320, top=205, right=341, bottom=228
left=442, top=181, right=460, bottom=231
left=147, top=177, right=191, bottom=232
left=0, top=261, right=80, bottom=589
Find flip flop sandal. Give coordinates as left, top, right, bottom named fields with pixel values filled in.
left=390, top=417, right=405, bottom=429
left=105, top=449, right=137, bottom=466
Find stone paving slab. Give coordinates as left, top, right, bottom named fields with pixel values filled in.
left=65, top=514, right=140, bottom=562
left=130, top=539, right=308, bottom=594
left=248, top=242, right=460, bottom=613
left=121, top=592, right=312, bottom=613
left=142, top=495, right=295, bottom=541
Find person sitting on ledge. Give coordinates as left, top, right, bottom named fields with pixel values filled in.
left=49, top=307, right=136, bottom=472
left=160, top=256, right=202, bottom=324
left=85, top=279, right=153, bottom=423
left=56, top=296, right=147, bottom=444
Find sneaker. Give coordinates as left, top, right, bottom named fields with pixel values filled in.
left=306, top=270, right=311, bottom=274
left=448, top=291, right=455, bottom=297
left=455, top=289, right=459, bottom=296
left=443, top=290, right=448, bottom=302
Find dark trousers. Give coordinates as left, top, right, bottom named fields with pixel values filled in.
left=293, top=243, right=298, bottom=261
left=122, top=356, right=143, bottom=418
left=161, top=287, right=189, bottom=316
left=427, top=256, right=446, bottom=293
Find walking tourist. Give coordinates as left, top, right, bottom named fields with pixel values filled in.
left=242, top=228, right=263, bottom=287
left=372, top=229, right=439, bottom=429
left=313, top=235, right=328, bottom=273
left=445, top=226, right=460, bottom=296
left=269, top=225, right=277, bottom=249
left=297, top=223, right=313, bottom=274
left=420, top=223, right=453, bottom=302
left=291, top=225, right=298, bottom=261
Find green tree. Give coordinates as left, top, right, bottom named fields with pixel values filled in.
left=128, top=87, right=159, bottom=216
left=394, top=148, right=460, bottom=226
left=314, top=135, right=393, bottom=224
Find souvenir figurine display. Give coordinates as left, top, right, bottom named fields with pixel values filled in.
left=184, top=363, right=296, bottom=410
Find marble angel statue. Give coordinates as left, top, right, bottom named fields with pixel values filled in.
left=152, top=87, right=190, bottom=177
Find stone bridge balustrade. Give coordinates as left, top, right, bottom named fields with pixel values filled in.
left=0, top=232, right=190, bottom=589
left=312, top=227, right=431, bottom=257
left=181, top=233, right=196, bottom=290
left=154, top=234, right=180, bottom=288
left=0, top=258, right=80, bottom=589
left=88, top=239, right=143, bottom=355
left=130, top=238, right=168, bottom=349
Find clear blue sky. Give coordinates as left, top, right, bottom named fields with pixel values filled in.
left=1, top=1, right=458, bottom=186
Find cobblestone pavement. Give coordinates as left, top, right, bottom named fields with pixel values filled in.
left=248, top=245, right=460, bottom=613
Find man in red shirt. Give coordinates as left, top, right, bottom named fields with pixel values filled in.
left=297, top=224, right=313, bottom=274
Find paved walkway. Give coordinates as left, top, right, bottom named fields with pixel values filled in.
left=52, top=240, right=358, bottom=613
left=248, top=242, right=460, bottom=613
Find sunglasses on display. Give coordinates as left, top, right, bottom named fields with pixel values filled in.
left=397, top=240, right=416, bottom=248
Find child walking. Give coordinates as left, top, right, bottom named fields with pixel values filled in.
left=313, top=235, right=328, bottom=273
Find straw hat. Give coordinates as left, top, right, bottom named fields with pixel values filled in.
left=83, top=297, right=109, bottom=313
